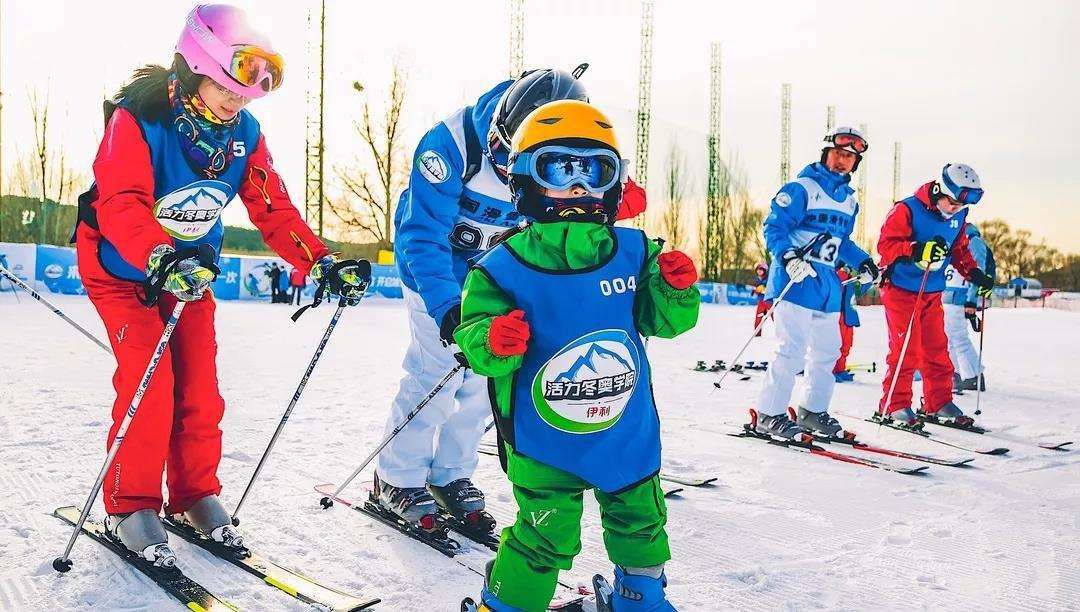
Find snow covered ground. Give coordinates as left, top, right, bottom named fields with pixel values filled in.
left=1, top=293, right=1078, bottom=611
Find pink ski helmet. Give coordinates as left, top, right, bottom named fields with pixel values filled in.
left=176, top=4, right=283, bottom=99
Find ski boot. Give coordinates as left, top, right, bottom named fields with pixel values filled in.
left=594, top=565, right=676, bottom=612
left=875, top=407, right=923, bottom=431
left=952, top=372, right=964, bottom=393
left=920, top=401, right=976, bottom=429
left=372, top=472, right=440, bottom=527
left=833, top=371, right=855, bottom=383
left=750, top=409, right=807, bottom=442
left=105, top=509, right=177, bottom=567
left=429, top=478, right=495, bottom=533
left=693, top=360, right=708, bottom=372
left=176, top=494, right=244, bottom=548
left=958, top=374, right=985, bottom=392
left=790, top=406, right=845, bottom=438
left=710, top=360, right=725, bottom=373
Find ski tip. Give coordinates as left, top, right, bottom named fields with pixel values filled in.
left=662, top=488, right=684, bottom=498
left=1040, top=441, right=1073, bottom=451
left=980, top=447, right=1010, bottom=456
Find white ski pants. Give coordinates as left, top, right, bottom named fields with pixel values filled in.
left=943, top=303, right=982, bottom=380
left=757, top=301, right=841, bottom=417
left=376, top=287, right=491, bottom=488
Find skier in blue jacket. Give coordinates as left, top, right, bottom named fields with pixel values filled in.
left=753, top=127, right=879, bottom=440
left=373, top=68, right=591, bottom=527
left=942, top=223, right=995, bottom=391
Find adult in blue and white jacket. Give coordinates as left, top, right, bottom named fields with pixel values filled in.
left=374, top=69, right=590, bottom=524
left=942, top=223, right=995, bottom=391
left=754, top=127, right=880, bottom=440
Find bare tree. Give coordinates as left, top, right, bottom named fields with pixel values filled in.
left=327, top=62, right=410, bottom=251
left=660, top=143, right=690, bottom=250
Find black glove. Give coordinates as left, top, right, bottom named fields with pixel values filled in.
left=856, top=258, right=880, bottom=285
left=964, top=301, right=981, bottom=332
left=968, top=268, right=995, bottom=298
left=913, top=236, right=948, bottom=269
left=311, top=256, right=372, bottom=306
left=439, top=304, right=462, bottom=346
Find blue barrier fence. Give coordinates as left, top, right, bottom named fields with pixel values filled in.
left=1, top=242, right=749, bottom=305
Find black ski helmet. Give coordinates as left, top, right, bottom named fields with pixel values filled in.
left=489, top=64, right=590, bottom=151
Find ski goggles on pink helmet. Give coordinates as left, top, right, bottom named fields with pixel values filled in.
left=177, top=4, right=284, bottom=99
left=512, top=146, right=625, bottom=193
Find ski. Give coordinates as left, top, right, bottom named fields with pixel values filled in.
left=476, top=443, right=689, bottom=495
left=918, top=414, right=1073, bottom=451
left=53, top=506, right=237, bottom=611
left=162, top=516, right=379, bottom=611
left=728, top=427, right=930, bottom=475
left=813, top=433, right=974, bottom=467
left=844, top=361, right=877, bottom=373
left=315, top=483, right=461, bottom=557
left=658, top=473, right=719, bottom=487
left=315, top=485, right=591, bottom=611
left=864, top=416, right=1010, bottom=455
left=693, top=360, right=752, bottom=380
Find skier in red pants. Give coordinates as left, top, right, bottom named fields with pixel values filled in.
left=73, top=4, right=369, bottom=566
left=874, top=164, right=994, bottom=429
left=832, top=268, right=857, bottom=382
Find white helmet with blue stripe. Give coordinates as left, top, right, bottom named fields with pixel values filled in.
left=938, top=163, right=984, bottom=205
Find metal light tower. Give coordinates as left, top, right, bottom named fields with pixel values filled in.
left=892, top=141, right=902, bottom=203
left=826, top=105, right=835, bottom=132
left=633, top=0, right=654, bottom=228
left=780, top=83, right=791, bottom=184
left=304, top=0, right=326, bottom=237
left=509, top=0, right=525, bottom=78
left=856, top=123, right=869, bottom=248
left=704, top=42, right=722, bottom=280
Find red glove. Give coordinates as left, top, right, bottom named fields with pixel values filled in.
left=615, top=177, right=647, bottom=221
left=658, top=251, right=698, bottom=290
left=489, top=309, right=531, bottom=357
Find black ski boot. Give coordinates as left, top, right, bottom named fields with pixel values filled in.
left=790, top=406, right=845, bottom=438
left=373, top=472, right=439, bottom=525
left=920, top=401, right=976, bottom=428
left=751, top=409, right=808, bottom=441
left=957, top=374, right=985, bottom=392
left=429, top=478, right=495, bottom=533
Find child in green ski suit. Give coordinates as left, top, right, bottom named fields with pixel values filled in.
left=455, top=100, right=700, bottom=612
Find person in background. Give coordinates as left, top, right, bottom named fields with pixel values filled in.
left=289, top=265, right=307, bottom=305
left=942, top=223, right=995, bottom=391
left=832, top=267, right=862, bottom=382
left=268, top=263, right=282, bottom=302
left=752, top=261, right=770, bottom=336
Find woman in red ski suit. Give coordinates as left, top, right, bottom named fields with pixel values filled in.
left=73, top=4, right=368, bottom=560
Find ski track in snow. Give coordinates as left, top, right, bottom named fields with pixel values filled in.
left=1, top=295, right=1079, bottom=611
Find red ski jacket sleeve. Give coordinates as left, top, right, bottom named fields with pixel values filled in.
left=92, top=109, right=174, bottom=272
left=876, top=201, right=915, bottom=269
left=237, top=134, right=330, bottom=272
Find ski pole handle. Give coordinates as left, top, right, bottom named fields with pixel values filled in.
left=0, top=263, right=113, bottom=354
left=53, top=300, right=186, bottom=573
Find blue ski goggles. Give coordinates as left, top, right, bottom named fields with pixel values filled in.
left=513, top=146, right=624, bottom=192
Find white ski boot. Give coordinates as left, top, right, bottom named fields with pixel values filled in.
left=105, top=509, right=177, bottom=567
left=752, top=409, right=807, bottom=441
left=374, top=472, right=439, bottom=525
left=178, top=495, right=244, bottom=548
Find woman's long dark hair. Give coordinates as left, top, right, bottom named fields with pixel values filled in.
left=105, top=55, right=202, bottom=126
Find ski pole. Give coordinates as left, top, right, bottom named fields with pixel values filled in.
left=974, top=295, right=987, bottom=416
left=52, top=300, right=186, bottom=573
left=319, top=362, right=466, bottom=509
left=232, top=297, right=351, bottom=525
left=713, top=233, right=830, bottom=390
left=0, top=262, right=112, bottom=354
left=878, top=264, right=933, bottom=426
